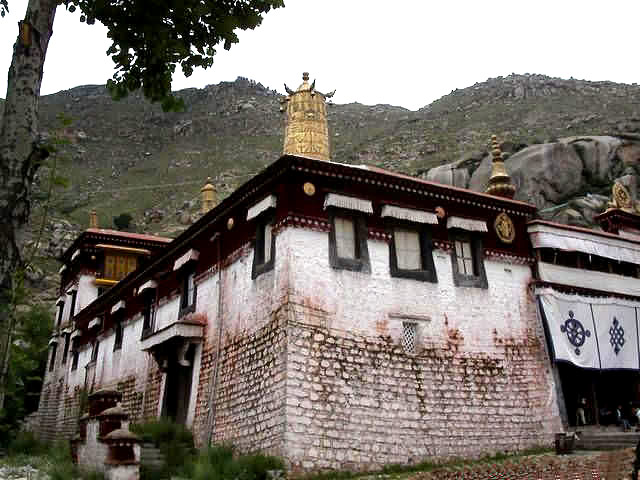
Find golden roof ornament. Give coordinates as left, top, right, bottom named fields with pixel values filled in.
left=201, top=177, right=217, bottom=214
left=606, top=181, right=637, bottom=213
left=89, top=209, right=99, bottom=229
left=281, top=72, right=335, bottom=161
left=485, top=135, right=516, bottom=199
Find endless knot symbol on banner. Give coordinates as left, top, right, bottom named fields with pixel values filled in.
left=560, top=310, right=591, bottom=356
left=609, top=317, right=625, bottom=355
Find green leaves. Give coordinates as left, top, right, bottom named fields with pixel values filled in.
left=0, top=0, right=8, bottom=18
left=64, top=0, right=284, bottom=111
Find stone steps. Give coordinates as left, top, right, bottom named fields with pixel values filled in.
left=575, top=431, right=640, bottom=451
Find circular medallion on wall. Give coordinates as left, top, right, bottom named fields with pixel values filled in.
left=494, top=212, right=515, bottom=244
left=303, top=182, right=316, bottom=196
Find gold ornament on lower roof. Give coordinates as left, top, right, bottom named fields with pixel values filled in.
left=494, top=212, right=515, bottom=244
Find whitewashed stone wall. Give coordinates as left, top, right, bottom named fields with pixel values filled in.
left=281, top=227, right=562, bottom=471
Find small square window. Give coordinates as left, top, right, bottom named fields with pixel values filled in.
left=179, top=270, right=196, bottom=316
left=402, top=322, right=418, bottom=353
left=389, top=225, right=437, bottom=282
left=329, top=212, right=370, bottom=273
left=450, top=232, right=487, bottom=288
left=252, top=214, right=276, bottom=279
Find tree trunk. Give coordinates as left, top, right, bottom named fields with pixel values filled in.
left=0, top=0, right=57, bottom=411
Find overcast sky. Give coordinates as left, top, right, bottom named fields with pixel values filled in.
left=1, top=0, right=639, bottom=111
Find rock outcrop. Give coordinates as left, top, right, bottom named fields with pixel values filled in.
left=426, top=135, right=640, bottom=226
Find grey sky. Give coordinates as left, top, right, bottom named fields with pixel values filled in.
left=1, top=0, right=639, bottom=111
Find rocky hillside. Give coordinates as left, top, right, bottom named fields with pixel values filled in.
left=3, top=73, right=640, bottom=303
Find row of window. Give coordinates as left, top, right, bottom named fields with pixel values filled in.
left=252, top=211, right=488, bottom=288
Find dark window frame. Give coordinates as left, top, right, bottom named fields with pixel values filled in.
left=328, top=209, right=371, bottom=273
left=61, top=333, right=70, bottom=364
left=90, top=340, right=100, bottom=364
left=48, top=342, right=58, bottom=372
left=56, top=302, right=64, bottom=327
left=113, top=320, right=124, bottom=351
left=450, top=230, right=488, bottom=289
left=71, top=339, right=80, bottom=371
left=69, top=290, right=78, bottom=320
left=388, top=221, right=437, bottom=282
left=141, top=290, right=157, bottom=339
left=179, top=269, right=197, bottom=317
left=251, top=212, right=276, bottom=279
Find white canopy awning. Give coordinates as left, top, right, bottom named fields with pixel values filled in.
left=324, top=193, right=373, bottom=214
left=381, top=205, right=438, bottom=224
left=538, top=262, right=640, bottom=297
left=88, top=317, right=103, bottom=330
left=137, top=279, right=158, bottom=295
left=110, top=300, right=125, bottom=314
left=446, top=216, right=488, bottom=232
left=528, top=222, right=640, bottom=264
left=173, top=249, right=199, bottom=271
left=71, top=249, right=80, bottom=261
left=48, top=336, right=59, bottom=346
left=56, top=296, right=65, bottom=306
left=247, top=195, right=277, bottom=220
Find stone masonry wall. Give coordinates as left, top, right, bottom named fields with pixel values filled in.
left=209, top=314, right=288, bottom=458
left=285, top=318, right=558, bottom=471
left=282, top=227, right=561, bottom=471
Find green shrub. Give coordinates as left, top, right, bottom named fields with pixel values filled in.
left=7, top=431, right=47, bottom=456
left=188, top=445, right=284, bottom=480
left=131, top=419, right=195, bottom=478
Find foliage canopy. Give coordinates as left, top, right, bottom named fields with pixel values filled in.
left=59, top=0, right=284, bottom=110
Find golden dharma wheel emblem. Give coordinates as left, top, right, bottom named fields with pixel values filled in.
left=613, top=182, right=632, bottom=209
left=303, top=182, right=316, bottom=196
left=494, top=212, right=515, bottom=244
left=227, top=218, right=234, bottom=230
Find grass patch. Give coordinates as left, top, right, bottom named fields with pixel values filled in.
left=298, top=446, right=553, bottom=480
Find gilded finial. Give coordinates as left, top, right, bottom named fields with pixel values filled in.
left=201, top=177, right=217, bottom=214
left=486, top=135, right=516, bottom=199
left=89, top=209, right=99, bottom=229
left=281, top=72, right=333, bottom=161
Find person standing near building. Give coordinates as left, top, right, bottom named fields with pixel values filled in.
left=576, top=397, right=587, bottom=426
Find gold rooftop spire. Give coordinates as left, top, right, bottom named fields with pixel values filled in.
left=89, top=209, right=99, bottom=229
left=201, top=177, right=217, bottom=214
left=486, top=135, right=516, bottom=199
left=281, top=72, right=335, bottom=161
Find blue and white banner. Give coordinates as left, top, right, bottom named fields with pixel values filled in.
left=537, top=288, right=640, bottom=370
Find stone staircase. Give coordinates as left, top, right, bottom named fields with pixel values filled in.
left=574, top=425, right=640, bottom=451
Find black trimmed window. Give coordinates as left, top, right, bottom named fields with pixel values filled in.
left=113, top=321, right=123, bottom=351
left=71, top=339, right=80, bottom=371
left=90, top=340, right=100, bottom=363
left=48, top=343, right=58, bottom=372
left=61, top=333, right=70, bottom=364
left=56, top=303, right=64, bottom=327
left=252, top=213, right=276, bottom=279
left=69, top=290, right=78, bottom=320
left=450, top=231, right=487, bottom=288
left=179, top=269, right=197, bottom=316
left=142, top=290, right=157, bottom=338
left=389, top=224, right=437, bottom=282
left=328, top=211, right=370, bottom=273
